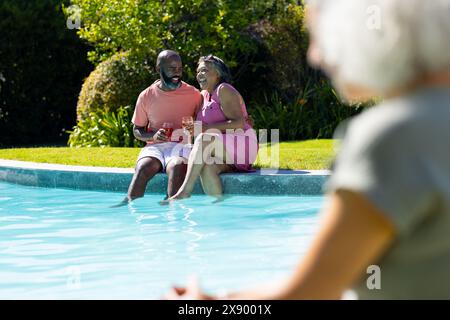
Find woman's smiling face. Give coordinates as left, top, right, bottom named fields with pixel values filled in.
left=196, top=62, right=220, bottom=91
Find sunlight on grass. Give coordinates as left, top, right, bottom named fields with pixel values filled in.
left=0, top=140, right=336, bottom=170
left=254, top=139, right=335, bottom=170
left=0, top=147, right=140, bottom=168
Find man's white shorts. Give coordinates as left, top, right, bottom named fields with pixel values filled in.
left=136, top=142, right=192, bottom=172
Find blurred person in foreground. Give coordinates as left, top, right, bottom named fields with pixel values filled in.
left=165, top=0, right=450, bottom=299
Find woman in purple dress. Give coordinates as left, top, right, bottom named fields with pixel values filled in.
left=168, top=55, right=258, bottom=200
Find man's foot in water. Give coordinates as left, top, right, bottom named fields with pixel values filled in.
left=110, top=197, right=131, bottom=208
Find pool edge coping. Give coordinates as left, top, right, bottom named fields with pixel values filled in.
left=0, top=159, right=331, bottom=175
left=0, top=159, right=331, bottom=195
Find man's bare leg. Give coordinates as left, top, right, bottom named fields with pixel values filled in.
left=110, top=157, right=162, bottom=207
left=112, top=157, right=162, bottom=207
left=165, top=157, right=188, bottom=197
left=128, top=157, right=163, bottom=200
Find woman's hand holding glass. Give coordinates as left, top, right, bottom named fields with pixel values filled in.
left=182, top=116, right=194, bottom=135
left=181, top=116, right=194, bottom=144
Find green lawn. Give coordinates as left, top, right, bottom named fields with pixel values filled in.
left=0, top=139, right=335, bottom=170
left=255, top=139, right=335, bottom=170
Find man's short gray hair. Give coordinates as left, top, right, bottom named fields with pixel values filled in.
left=309, top=0, right=450, bottom=94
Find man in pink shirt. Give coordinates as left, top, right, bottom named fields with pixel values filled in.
left=121, top=50, right=202, bottom=204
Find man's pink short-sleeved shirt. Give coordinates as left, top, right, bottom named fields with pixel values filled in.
left=132, top=81, right=202, bottom=132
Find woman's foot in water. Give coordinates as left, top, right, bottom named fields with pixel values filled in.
left=159, top=190, right=191, bottom=205
left=169, top=191, right=191, bottom=201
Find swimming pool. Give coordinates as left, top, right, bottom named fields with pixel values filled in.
left=0, top=181, right=323, bottom=299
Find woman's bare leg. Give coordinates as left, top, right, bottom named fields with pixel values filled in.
left=200, top=164, right=233, bottom=197
left=169, top=133, right=229, bottom=200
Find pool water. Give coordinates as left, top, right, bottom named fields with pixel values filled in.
left=0, top=181, right=323, bottom=299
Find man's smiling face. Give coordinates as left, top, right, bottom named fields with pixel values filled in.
left=159, top=56, right=183, bottom=90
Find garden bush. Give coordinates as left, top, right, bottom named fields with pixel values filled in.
left=249, top=80, right=365, bottom=141
left=68, top=106, right=144, bottom=147
left=76, top=52, right=155, bottom=118
left=245, top=3, right=368, bottom=140
left=247, top=4, right=313, bottom=101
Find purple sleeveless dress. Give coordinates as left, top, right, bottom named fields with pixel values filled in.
left=196, top=83, right=258, bottom=172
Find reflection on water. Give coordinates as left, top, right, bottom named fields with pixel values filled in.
left=0, top=182, right=323, bottom=299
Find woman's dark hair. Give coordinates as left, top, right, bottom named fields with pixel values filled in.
left=198, top=54, right=232, bottom=83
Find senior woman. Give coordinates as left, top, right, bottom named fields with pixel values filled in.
left=166, top=0, right=450, bottom=299
left=167, top=55, right=258, bottom=201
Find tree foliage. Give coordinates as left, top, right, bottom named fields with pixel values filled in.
left=69, top=0, right=296, bottom=82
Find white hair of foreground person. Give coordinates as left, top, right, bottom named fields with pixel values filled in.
left=307, top=0, right=450, bottom=95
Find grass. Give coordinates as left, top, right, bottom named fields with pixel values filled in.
left=255, top=139, right=335, bottom=170
left=0, top=139, right=335, bottom=170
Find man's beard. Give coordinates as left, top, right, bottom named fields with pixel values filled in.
left=161, top=70, right=182, bottom=90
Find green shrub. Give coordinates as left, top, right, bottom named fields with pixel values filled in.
left=243, top=3, right=367, bottom=140
left=249, top=80, right=366, bottom=141
left=77, top=52, right=155, bottom=118
left=248, top=4, right=312, bottom=101
left=68, top=106, right=144, bottom=147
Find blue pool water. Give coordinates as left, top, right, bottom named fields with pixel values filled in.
left=0, top=181, right=323, bottom=299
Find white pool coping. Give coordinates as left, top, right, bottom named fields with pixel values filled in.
left=0, top=159, right=331, bottom=195
left=0, top=159, right=331, bottom=175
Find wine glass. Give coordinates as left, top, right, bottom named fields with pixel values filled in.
left=182, top=116, right=194, bottom=135
left=162, top=122, right=174, bottom=141
left=181, top=116, right=194, bottom=144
